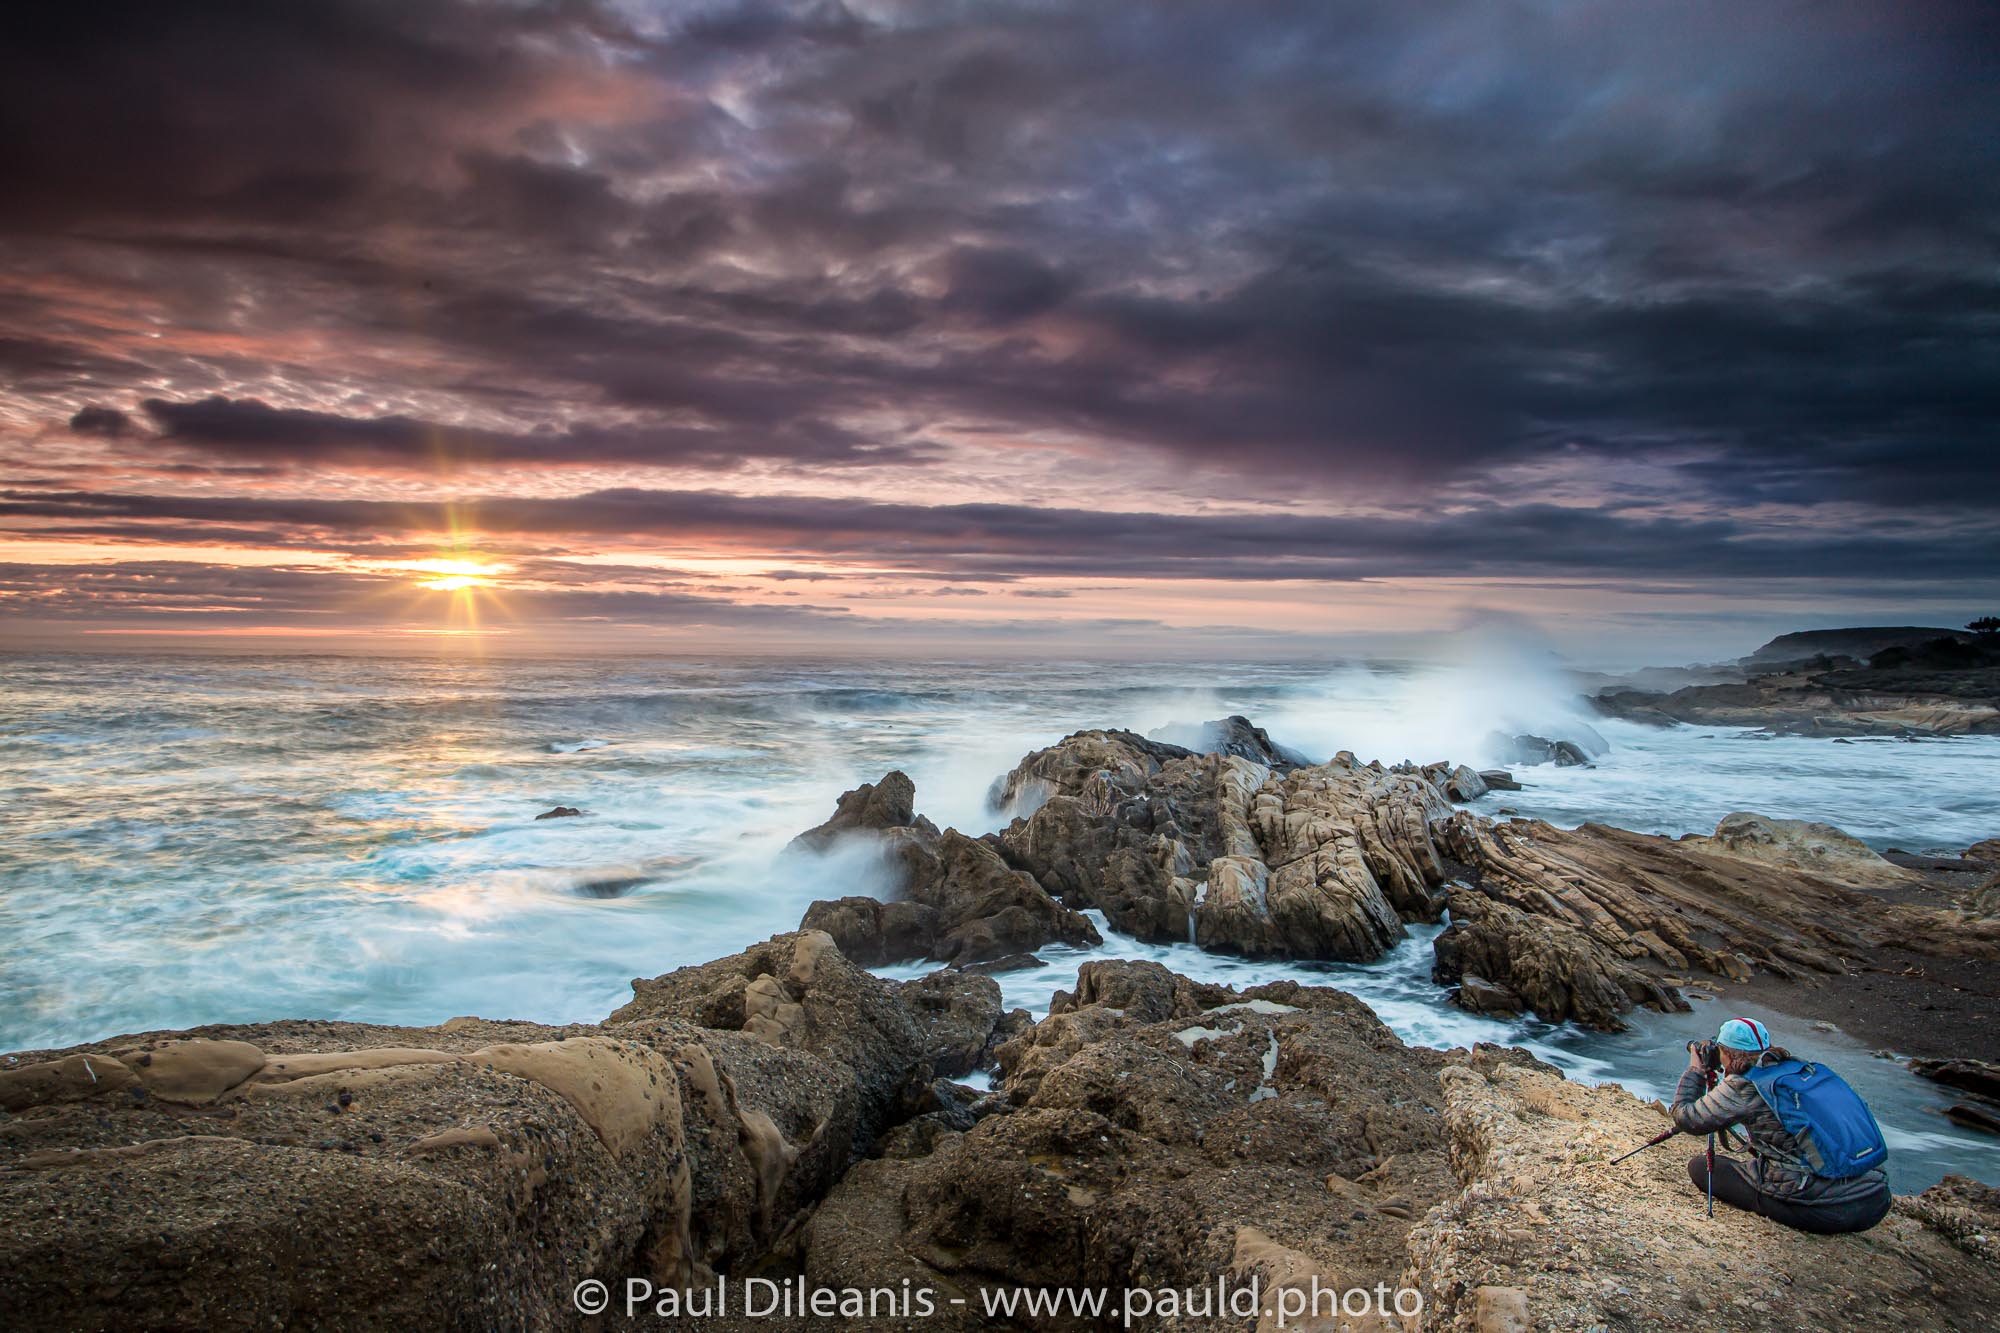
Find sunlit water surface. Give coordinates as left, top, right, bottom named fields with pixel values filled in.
left=3, top=652, right=1996, bottom=1189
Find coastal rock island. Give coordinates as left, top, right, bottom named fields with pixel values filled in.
left=4, top=723, right=1998, bottom=1330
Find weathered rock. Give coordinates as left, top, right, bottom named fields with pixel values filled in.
left=534, top=805, right=583, bottom=820
left=1704, top=811, right=1913, bottom=887
left=1403, top=1058, right=2000, bottom=1331
left=986, top=727, right=1192, bottom=816
left=798, top=895, right=939, bottom=965
left=1487, top=731, right=1596, bottom=767
left=892, top=971, right=1007, bottom=1078
left=788, top=769, right=937, bottom=851
left=1423, top=761, right=1489, bottom=801
left=802, top=962, right=1462, bottom=1327
left=1434, top=888, right=1684, bottom=1030
left=0, top=1019, right=693, bottom=1330
left=1476, top=768, right=1522, bottom=791
left=1966, top=838, right=2000, bottom=866
left=608, top=930, right=924, bottom=1152
left=1428, top=810, right=1992, bottom=1027
left=1910, top=1057, right=2000, bottom=1103
left=1146, top=714, right=1311, bottom=769
left=1453, top=973, right=1523, bottom=1018
left=792, top=773, right=1101, bottom=966
left=1000, top=740, right=1459, bottom=963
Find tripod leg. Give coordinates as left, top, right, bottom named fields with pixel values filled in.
left=1706, top=1133, right=1715, bottom=1218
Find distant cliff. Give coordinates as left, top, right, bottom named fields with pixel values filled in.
left=1744, top=625, right=1969, bottom=670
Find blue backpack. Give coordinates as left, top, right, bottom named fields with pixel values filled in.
left=1743, top=1059, right=1888, bottom=1179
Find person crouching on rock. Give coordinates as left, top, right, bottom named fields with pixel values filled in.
left=1671, top=1017, right=1893, bottom=1234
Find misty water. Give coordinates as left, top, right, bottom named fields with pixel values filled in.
left=3, top=650, right=1996, bottom=1190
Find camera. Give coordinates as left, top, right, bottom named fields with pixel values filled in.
left=1686, top=1039, right=1719, bottom=1071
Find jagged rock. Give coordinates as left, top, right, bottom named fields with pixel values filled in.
left=986, top=727, right=1192, bottom=815
left=792, top=774, right=1100, bottom=966
left=1403, top=1058, right=2000, bottom=1330
left=1434, top=888, right=1684, bottom=1030
left=534, top=805, right=583, bottom=820
left=1423, top=762, right=1489, bottom=801
left=798, top=895, right=939, bottom=965
left=1487, top=731, right=1596, bottom=767
left=1453, top=973, right=1522, bottom=1018
left=1966, top=838, right=2000, bottom=865
left=892, top=971, right=1006, bottom=1079
left=1704, top=811, right=1913, bottom=887
left=607, top=930, right=924, bottom=1153
left=788, top=769, right=937, bottom=851
left=1909, top=1057, right=2000, bottom=1103
left=1476, top=768, right=1521, bottom=791
left=1146, top=714, right=1311, bottom=768
left=801, top=962, right=1462, bottom=1323
left=999, top=740, right=1458, bottom=963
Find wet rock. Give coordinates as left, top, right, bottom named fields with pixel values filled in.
left=1477, top=768, right=1522, bottom=791
left=1945, top=1104, right=2000, bottom=1136
left=1454, top=974, right=1523, bottom=1018
left=1967, top=838, right=2000, bottom=866
left=1705, top=812, right=1913, bottom=887
left=1488, top=732, right=1597, bottom=767
left=999, top=742, right=1458, bottom=964
left=788, top=770, right=936, bottom=851
left=893, top=971, right=1006, bottom=1078
left=792, top=774, right=1100, bottom=966
left=1909, top=1057, right=2000, bottom=1102
left=1433, top=888, right=1683, bottom=1030
left=533, top=805, right=583, bottom=820
left=1146, top=714, right=1311, bottom=769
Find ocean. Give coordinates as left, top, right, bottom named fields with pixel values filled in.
left=3, top=650, right=1997, bottom=1189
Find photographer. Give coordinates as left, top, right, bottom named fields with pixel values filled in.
left=1671, top=1018, right=1892, bottom=1234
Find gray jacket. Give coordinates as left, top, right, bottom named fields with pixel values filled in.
left=1671, top=1050, right=1889, bottom=1204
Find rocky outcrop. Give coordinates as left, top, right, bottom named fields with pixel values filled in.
left=787, top=769, right=936, bottom=851
left=987, top=727, right=1193, bottom=816
left=1146, top=714, right=1312, bottom=769
left=791, top=774, right=1100, bottom=966
left=997, top=737, right=1464, bottom=963
left=1404, top=1057, right=2000, bottom=1331
left=0, top=1021, right=697, bottom=1331
left=1486, top=731, right=1597, bottom=767
left=799, top=961, right=1468, bottom=1326
left=1595, top=648, right=2000, bottom=736
left=1703, top=811, right=1913, bottom=887
left=1433, top=887, right=1683, bottom=1030
left=0, top=932, right=1026, bottom=1330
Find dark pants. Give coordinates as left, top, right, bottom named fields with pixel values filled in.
left=1687, top=1152, right=1891, bottom=1235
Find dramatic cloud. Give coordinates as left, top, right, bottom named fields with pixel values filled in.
left=2, top=1, right=1996, bottom=656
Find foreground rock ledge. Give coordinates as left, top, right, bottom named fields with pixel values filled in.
left=4, top=943, right=1997, bottom=1331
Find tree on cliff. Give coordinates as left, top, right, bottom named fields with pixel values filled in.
left=1970, top=616, right=2000, bottom=635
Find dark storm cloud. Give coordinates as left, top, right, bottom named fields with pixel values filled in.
left=2, top=0, right=1997, bottom=590
left=124, top=395, right=930, bottom=469
left=7, top=486, right=1992, bottom=586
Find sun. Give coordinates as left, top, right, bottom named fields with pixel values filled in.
left=398, top=557, right=508, bottom=591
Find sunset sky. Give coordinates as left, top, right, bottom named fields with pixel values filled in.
left=2, top=1, right=1995, bottom=664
